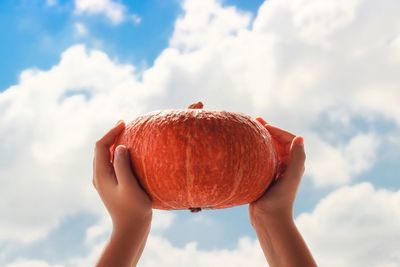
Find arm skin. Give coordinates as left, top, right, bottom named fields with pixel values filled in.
left=93, top=121, right=153, bottom=267
left=97, top=220, right=151, bottom=267
left=249, top=117, right=318, bottom=267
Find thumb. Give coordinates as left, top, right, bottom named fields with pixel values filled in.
left=113, top=145, right=137, bottom=186
left=281, top=136, right=306, bottom=190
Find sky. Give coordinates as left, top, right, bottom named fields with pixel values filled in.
left=0, top=0, right=400, bottom=266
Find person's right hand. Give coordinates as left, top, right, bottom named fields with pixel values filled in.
left=249, top=117, right=306, bottom=223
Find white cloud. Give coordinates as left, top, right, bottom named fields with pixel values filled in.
left=297, top=182, right=400, bottom=267
left=141, top=0, right=398, bottom=189
left=74, top=0, right=124, bottom=24
left=138, top=236, right=265, bottom=267
left=74, top=0, right=141, bottom=25
left=170, top=0, right=253, bottom=51
left=71, top=183, right=400, bottom=267
left=391, top=35, right=400, bottom=61
left=74, top=22, right=88, bottom=37
left=5, top=260, right=62, bottom=267
left=151, top=210, right=177, bottom=231
left=69, top=235, right=265, bottom=267
left=161, top=0, right=400, bottom=186
left=2, top=0, right=400, bottom=243
left=84, top=210, right=176, bottom=246
left=356, top=87, right=400, bottom=125
left=5, top=182, right=400, bottom=267
left=2, top=0, right=400, bottom=264
left=306, top=132, right=380, bottom=186
left=291, top=0, right=361, bottom=48
left=0, top=44, right=152, bottom=243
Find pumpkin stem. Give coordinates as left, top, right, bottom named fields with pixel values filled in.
left=189, top=207, right=202, bottom=213
left=188, top=102, right=203, bottom=109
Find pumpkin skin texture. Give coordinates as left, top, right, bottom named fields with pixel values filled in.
left=113, top=102, right=278, bottom=212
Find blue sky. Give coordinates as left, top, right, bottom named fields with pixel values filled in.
left=1, top=0, right=400, bottom=266
left=0, top=0, right=179, bottom=90
left=0, top=0, right=264, bottom=91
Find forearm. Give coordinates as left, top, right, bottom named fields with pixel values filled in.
left=96, top=220, right=151, bottom=267
left=252, top=213, right=317, bottom=267
left=131, top=223, right=151, bottom=266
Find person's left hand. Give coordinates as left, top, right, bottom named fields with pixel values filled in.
left=249, top=117, right=305, bottom=222
left=93, top=120, right=152, bottom=232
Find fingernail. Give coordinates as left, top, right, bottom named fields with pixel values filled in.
left=116, top=145, right=126, bottom=157
left=294, top=136, right=304, bottom=146
left=256, top=117, right=268, bottom=125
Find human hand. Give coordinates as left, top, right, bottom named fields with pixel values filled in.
left=248, top=118, right=316, bottom=267
left=249, top=117, right=305, bottom=224
left=93, top=121, right=153, bottom=266
left=93, top=120, right=152, bottom=232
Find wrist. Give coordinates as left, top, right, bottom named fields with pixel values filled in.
left=250, top=208, right=293, bottom=229
left=112, top=212, right=152, bottom=236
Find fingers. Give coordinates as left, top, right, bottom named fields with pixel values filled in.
left=281, top=136, right=306, bottom=191
left=255, top=117, right=295, bottom=144
left=290, top=136, right=306, bottom=164
left=264, top=124, right=296, bottom=144
left=113, top=145, right=137, bottom=187
left=94, top=121, right=125, bottom=187
left=256, top=117, right=267, bottom=125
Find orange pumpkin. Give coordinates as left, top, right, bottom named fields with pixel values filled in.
left=112, top=102, right=278, bottom=212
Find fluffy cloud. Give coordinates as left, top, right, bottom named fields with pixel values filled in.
left=39, top=182, right=400, bottom=267
left=159, top=0, right=400, bottom=185
left=76, top=182, right=400, bottom=267
left=138, top=236, right=264, bottom=267
left=391, top=35, right=400, bottom=61
left=0, top=45, right=151, bottom=243
left=84, top=210, right=176, bottom=246
left=74, top=0, right=141, bottom=24
left=1, top=0, right=400, bottom=264
left=67, top=234, right=265, bottom=267
left=297, top=182, right=400, bottom=267
left=290, top=0, right=361, bottom=48
left=4, top=260, right=61, bottom=267
left=1, top=0, right=399, bottom=244
left=306, top=132, right=380, bottom=186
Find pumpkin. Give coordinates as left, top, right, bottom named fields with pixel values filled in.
left=112, top=102, right=278, bottom=212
